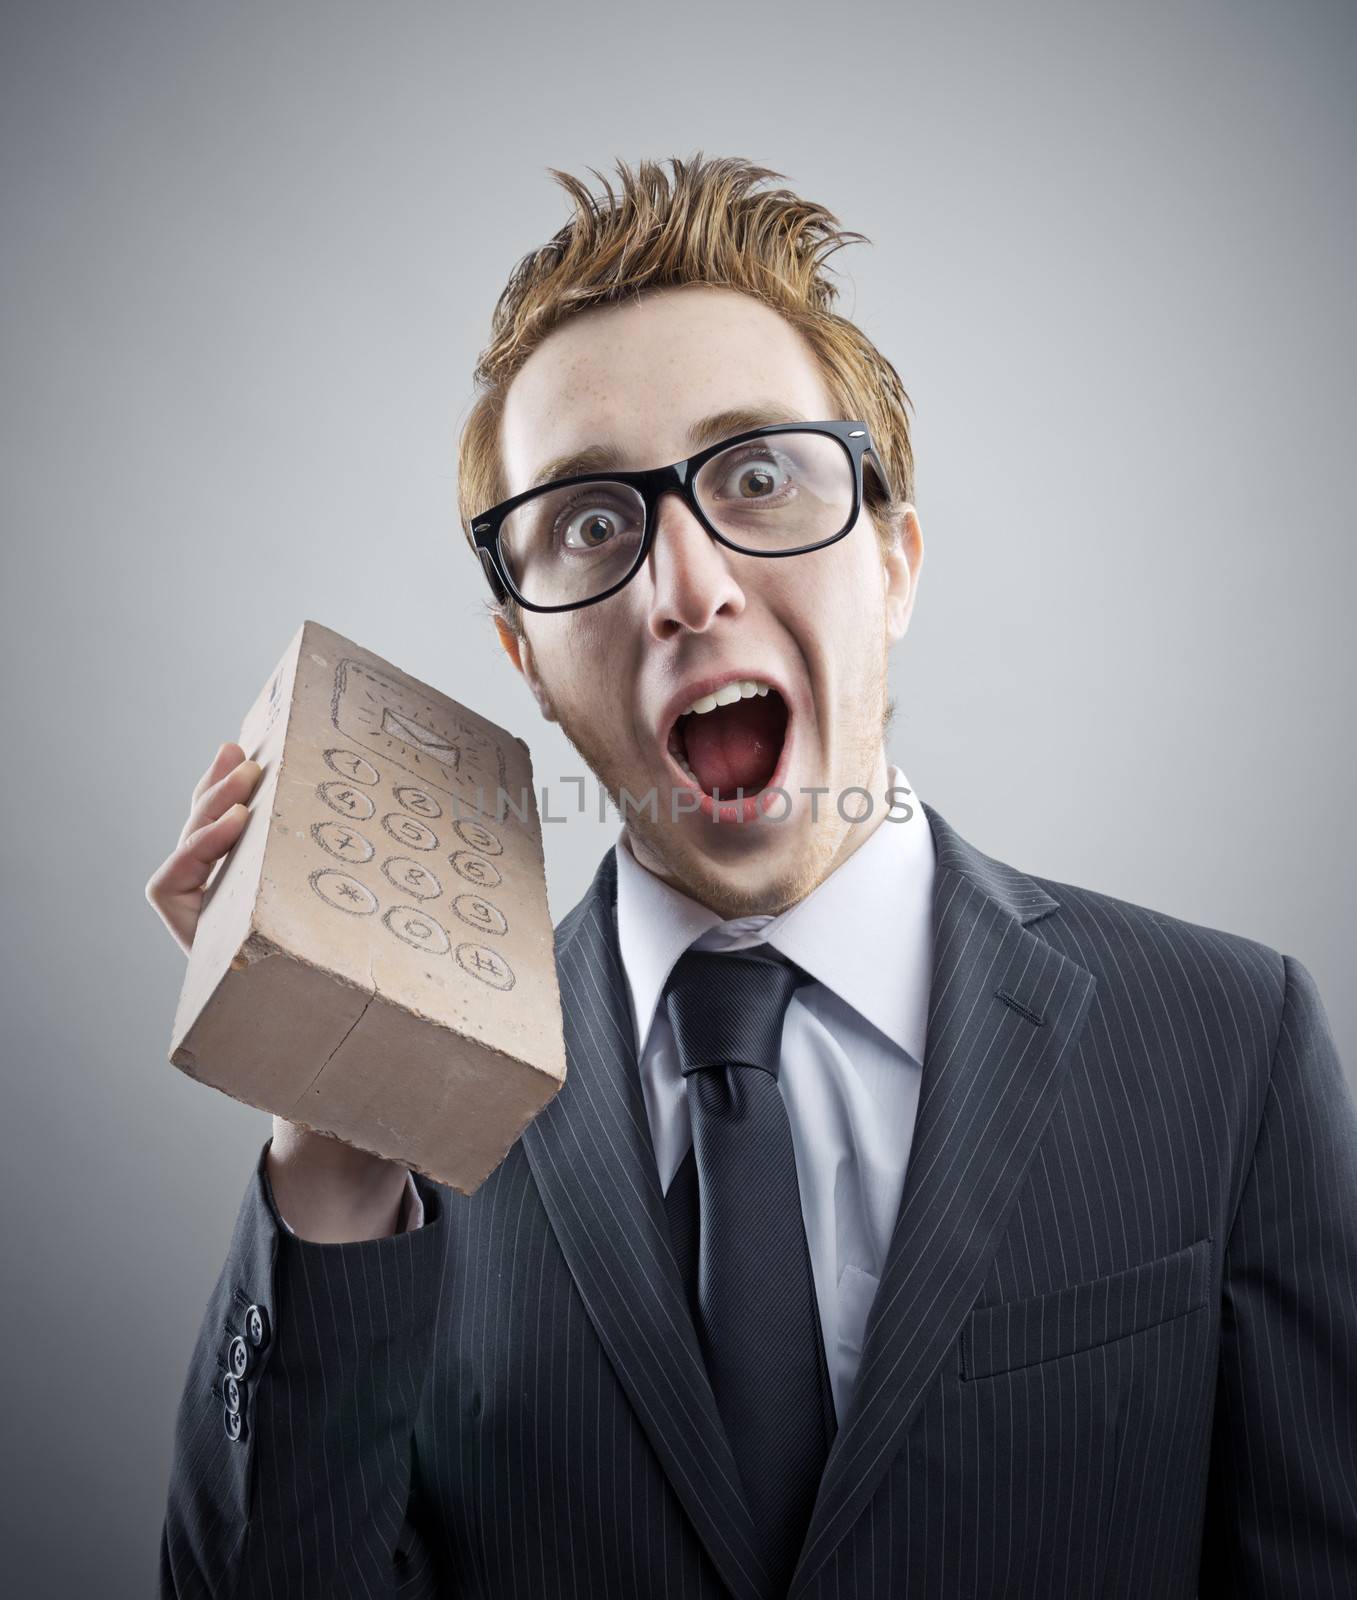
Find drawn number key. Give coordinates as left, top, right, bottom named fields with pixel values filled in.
left=383, top=856, right=443, bottom=900
left=319, top=781, right=376, bottom=821
left=452, top=818, right=503, bottom=856
left=312, top=820, right=375, bottom=864
left=323, top=748, right=380, bottom=786
left=381, top=813, right=439, bottom=851
left=449, top=849, right=502, bottom=889
left=452, top=894, right=508, bottom=937
left=394, top=785, right=443, bottom=820
left=383, top=906, right=451, bottom=955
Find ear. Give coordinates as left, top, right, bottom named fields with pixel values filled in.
left=492, top=614, right=524, bottom=672
left=882, top=506, right=924, bottom=644
left=493, top=614, right=558, bottom=724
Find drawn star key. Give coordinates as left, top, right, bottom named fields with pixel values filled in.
left=308, top=869, right=378, bottom=916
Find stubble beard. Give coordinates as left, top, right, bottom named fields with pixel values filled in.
left=551, top=632, right=894, bottom=920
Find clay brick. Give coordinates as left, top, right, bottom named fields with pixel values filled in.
left=169, top=620, right=565, bottom=1194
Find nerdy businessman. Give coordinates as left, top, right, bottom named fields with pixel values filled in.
left=152, top=154, right=1357, bottom=1598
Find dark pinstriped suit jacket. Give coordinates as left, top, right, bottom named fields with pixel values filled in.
left=160, top=800, right=1357, bottom=1598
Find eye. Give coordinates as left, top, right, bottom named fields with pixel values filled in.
left=556, top=497, right=641, bottom=552
left=563, top=508, right=616, bottom=549
left=715, top=448, right=796, bottom=502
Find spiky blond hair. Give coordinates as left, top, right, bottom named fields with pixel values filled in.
left=457, top=153, right=915, bottom=635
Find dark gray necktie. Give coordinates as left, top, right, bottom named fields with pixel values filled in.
left=661, top=944, right=835, bottom=1594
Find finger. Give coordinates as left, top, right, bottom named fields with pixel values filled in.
left=158, top=805, right=251, bottom=896
left=192, top=742, right=246, bottom=808
left=179, top=754, right=263, bottom=849
left=147, top=805, right=251, bottom=952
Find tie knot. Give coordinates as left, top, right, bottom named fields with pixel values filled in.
left=662, top=945, right=806, bottom=1081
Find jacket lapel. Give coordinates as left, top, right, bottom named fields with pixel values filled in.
left=786, top=799, right=1098, bottom=1594
left=523, top=801, right=1097, bottom=1600
left=521, top=844, right=776, bottom=1600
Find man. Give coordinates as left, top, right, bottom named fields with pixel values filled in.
left=155, top=155, right=1357, bottom=1598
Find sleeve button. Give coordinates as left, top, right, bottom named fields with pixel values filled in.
left=245, top=1304, right=271, bottom=1349
left=223, top=1373, right=246, bottom=1415
left=224, top=1406, right=247, bottom=1442
left=227, top=1335, right=251, bottom=1380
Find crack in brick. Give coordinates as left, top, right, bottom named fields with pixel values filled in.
left=289, top=987, right=377, bottom=1110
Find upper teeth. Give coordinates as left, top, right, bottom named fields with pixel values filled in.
left=679, top=679, right=773, bottom=718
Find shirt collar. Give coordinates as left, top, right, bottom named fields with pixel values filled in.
left=613, top=763, right=935, bottom=1065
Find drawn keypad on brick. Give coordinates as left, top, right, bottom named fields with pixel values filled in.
left=307, top=737, right=513, bottom=983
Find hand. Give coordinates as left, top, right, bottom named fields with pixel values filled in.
left=147, top=741, right=407, bottom=1237
left=145, top=741, right=262, bottom=956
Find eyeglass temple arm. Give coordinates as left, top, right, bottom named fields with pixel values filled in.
left=862, top=444, right=896, bottom=506
left=478, top=547, right=510, bottom=605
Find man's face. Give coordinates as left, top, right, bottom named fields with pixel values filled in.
left=497, top=284, right=923, bottom=917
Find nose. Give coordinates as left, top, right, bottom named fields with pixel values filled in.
left=644, top=489, right=746, bottom=640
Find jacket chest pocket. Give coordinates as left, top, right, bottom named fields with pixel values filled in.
left=958, top=1234, right=1214, bottom=1381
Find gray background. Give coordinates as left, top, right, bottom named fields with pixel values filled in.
left=2, top=1, right=1353, bottom=1593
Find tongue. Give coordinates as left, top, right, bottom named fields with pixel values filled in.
left=682, top=695, right=786, bottom=795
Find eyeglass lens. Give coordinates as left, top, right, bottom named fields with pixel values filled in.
left=497, top=430, right=855, bottom=609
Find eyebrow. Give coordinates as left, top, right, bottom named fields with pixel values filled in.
left=526, top=401, right=814, bottom=490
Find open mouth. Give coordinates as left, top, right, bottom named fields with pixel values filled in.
left=664, top=682, right=791, bottom=815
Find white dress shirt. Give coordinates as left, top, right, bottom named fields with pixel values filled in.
left=612, top=763, right=935, bottom=1424
left=288, top=764, right=936, bottom=1427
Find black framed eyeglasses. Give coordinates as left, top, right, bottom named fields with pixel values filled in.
left=468, top=418, right=893, bottom=614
